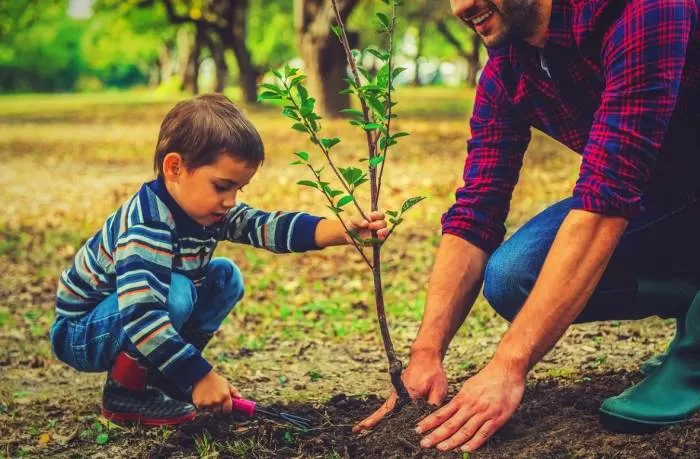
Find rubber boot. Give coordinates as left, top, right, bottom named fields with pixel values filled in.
left=147, top=327, right=214, bottom=403
left=101, top=351, right=197, bottom=426
left=639, top=319, right=683, bottom=376
left=633, top=280, right=697, bottom=376
left=600, top=290, right=700, bottom=433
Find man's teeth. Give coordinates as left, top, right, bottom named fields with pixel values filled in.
left=472, top=10, right=493, bottom=25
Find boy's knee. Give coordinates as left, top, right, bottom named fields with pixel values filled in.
left=168, top=273, right=197, bottom=329
left=483, top=246, right=535, bottom=322
left=208, top=258, right=245, bottom=305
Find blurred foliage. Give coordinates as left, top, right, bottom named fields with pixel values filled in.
left=0, top=0, right=476, bottom=94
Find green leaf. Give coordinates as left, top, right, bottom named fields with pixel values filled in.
left=339, top=108, right=364, bottom=118
left=401, top=196, right=426, bottom=213
left=272, top=69, right=283, bottom=80
left=337, top=195, right=354, bottom=208
left=376, top=12, right=390, bottom=29
left=340, top=166, right=364, bottom=185
left=260, top=83, right=282, bottom=92
left=291, top=123, right=308, bottom=133
left=309, top=371, right=322, bottom=382
left=294, top=151, right=309, bottom=161
left=328, top=189, right=343, bottom=198
left=350, top=49, right=362, bottom=62
left=369, top=155, right=385, bottom=167
left=297, top=85, right=309, bottom=102
left=297, top=180, right=318, bottom=189
left=376, top=63, right=390, bottom=88
left=331, top=25, right=343, bottom=39
left=366, top=47, right=390, bottom=62
left=367, top=97, right=386, bottom=117
left=326, top=205, right=343, bottom=215
left=95, top=433, right=109, bottom=445
left=282, top=107, right=300, bottom=121
left=289, top=160, right=304, bottom=165
left=320, top=137, right=340, bottom=149
left=289, top=75, right=306, bottom=88
left=392, top=131, right=410, bottom=138
left=258, top=91, right=282, bottom=100
left=386, top=210, right=398, bottom=218
left=339, top=88, right=354, bottom=95
left=392, top=67, right=407, bottom=79
left=363, top=123, right=382, bottom=131
left=300, top=98, right=315, bottom=116
left=358, top=66, right=372, bottom=82
left=349, top=120, right=364, bottom=126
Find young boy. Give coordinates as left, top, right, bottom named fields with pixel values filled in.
left=50, top=94, right=387, bottom=425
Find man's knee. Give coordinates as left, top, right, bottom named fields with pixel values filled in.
left=168, top=273, right=197, bottom=329
left=483, top=246, right=535, bottom=322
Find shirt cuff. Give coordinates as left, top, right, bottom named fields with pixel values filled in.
left=441, top=226, right=500, bottom=254
left=570, top=192, right=641, bottom=220
left=289, top=214, right=324, bottom=252
left=166, top=348, right=213, bottom=392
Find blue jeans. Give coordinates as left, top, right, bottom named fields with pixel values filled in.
left=50, top=258, right=244, bottom=372
left=483, top=194, right=700, bottom=323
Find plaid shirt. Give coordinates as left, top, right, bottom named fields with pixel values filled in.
left=442, top=0, right=700, bottom=253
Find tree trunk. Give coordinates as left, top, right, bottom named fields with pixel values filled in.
left=466, top=33, right=482, bottom=87
left=413, top=21, right=425, bottom=86
left=181, top=26, right=203, bottom=94
left=202, top=33, right=229, bottom=93
left=295, top=0, right=358, bottom=117
left=435, top=20, right=482, bottom=87
left=229, top=34, right=259, bottom=104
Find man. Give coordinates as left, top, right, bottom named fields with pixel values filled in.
left=354, top=0, right=700, bottom=453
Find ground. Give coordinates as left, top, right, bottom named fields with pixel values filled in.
left=0, top=88, right=697, bottom=458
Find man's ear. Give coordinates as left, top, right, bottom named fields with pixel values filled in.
left=163, top=152, right=183, bottom=182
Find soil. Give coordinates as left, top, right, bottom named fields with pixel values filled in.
left=22, top=373, right=692, bottom=459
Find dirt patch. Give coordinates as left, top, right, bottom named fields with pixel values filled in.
left=16, top=373, right=690, bottom=458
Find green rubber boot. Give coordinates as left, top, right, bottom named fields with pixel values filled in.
left=600, top=289, right=700, bottom=433
left=634, top=279, right=697, bottom=376
left=639, top=319, right=683, bottom=376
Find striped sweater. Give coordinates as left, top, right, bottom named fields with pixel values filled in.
left=56, top=178, right=322, bottom=390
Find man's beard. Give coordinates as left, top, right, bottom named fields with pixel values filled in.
left=479, top=0, right=541, bottom=48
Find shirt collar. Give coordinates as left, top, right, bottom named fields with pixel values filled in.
left=545, top=0, right=574, bottom=48
left=148, top=176, right=216, bottom=237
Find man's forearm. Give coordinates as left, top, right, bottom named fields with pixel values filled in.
left=411, top=234, right=489, bottom=360
left=494, top=210, right=628, bottom=374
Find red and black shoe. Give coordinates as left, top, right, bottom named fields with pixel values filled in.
left=101, top=351, right=197, bottom=426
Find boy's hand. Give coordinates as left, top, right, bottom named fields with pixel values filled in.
left=192, top=370, right=241, bottom=413
left=346, top=211, right=388, bottom=245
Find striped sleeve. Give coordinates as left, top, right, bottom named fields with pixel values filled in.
left=220, top=203, right=322, bottom=253
left=115, top=222, right=211, bottom=391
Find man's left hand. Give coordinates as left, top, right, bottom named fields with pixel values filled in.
left=415, top=360, right=526, bottom=453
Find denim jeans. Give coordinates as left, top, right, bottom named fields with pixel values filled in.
left=50, top=258, right=244, bottom=372
left=483, top=193, right=700, bottom=323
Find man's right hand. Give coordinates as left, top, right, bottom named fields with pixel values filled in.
left=353, top=351, right=448, bottom=432
left=192, top=370, right=240, bottom=413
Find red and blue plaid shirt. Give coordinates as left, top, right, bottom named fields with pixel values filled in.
left=442, top=0, right=700, bottom=253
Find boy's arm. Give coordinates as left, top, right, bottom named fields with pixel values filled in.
left=221, top=203, right=323, bottom=253
left=114, top=222, right=211, bottom=391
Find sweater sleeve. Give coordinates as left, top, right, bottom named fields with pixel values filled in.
left=220, top=203, right=323, bottom=252
left=115, top=222, right=211, bottom=391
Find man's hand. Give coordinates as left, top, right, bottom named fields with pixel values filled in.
left=353, top=351, right=448, bottom=432
left=192, top=370, right=241, bottom=413
left=415, top=360, right=525, bottom=453
left=345, top=211, right=388, bottom=245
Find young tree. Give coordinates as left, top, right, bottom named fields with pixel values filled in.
left=262, top=0, right=422, bottom=403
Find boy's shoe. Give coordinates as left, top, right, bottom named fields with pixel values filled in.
left=147, top=327, right=215, bottom=403
left=102, top=351, right=197, bottom=426
left=600, top=290, right=700, bottom=433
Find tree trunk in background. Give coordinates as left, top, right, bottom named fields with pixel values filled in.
left=465, top=33, right=482, bottom=87
left=413, top=21, right=425, bottom=86
left=181, top=26, right=203, bottom=94
left=295, top=0, right=358, bottom=117
left=202, top=33, right=229, bottom=93
left=436, top=20, right=482, bottom=87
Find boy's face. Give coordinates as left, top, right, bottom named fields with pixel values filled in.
left=163, top=152, right=258, bottom=227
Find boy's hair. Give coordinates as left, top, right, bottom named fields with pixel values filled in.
left=154, top=93, right=264, bottom=176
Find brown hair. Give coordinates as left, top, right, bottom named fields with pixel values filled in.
left=154, top=93, right=264, bottom=176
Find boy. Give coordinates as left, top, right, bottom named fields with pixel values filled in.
left=50, top=94, right=387, bottom=425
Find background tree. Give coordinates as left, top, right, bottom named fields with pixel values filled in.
left=294, top=0, right=359, bottom=117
